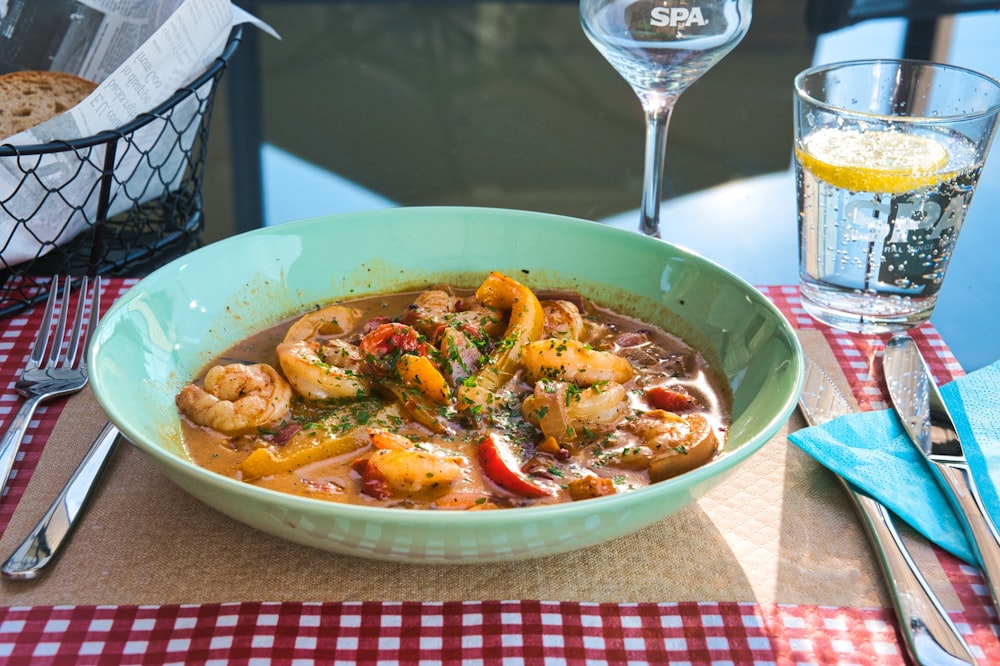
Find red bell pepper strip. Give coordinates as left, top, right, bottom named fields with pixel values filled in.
left=477, top=432, right=551, bottom=498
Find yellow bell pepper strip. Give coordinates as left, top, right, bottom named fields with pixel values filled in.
left=359, top=322, right=454, bottom=420
left=395, top=353, right=451, bottom=404
left=376, top=378, right=457, bottom=435
left=240, top=427, right=365, bottom=480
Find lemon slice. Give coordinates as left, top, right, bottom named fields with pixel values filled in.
left=797, top=128, right=952, bottom=194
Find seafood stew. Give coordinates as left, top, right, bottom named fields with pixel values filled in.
left=176, top=271, right=732, bottom=509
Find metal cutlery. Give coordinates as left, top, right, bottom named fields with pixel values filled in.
left=883, top=334, right=1000, bottom=616
left=2, top=421, right=122, bottom=580
left=0, top=276, right=101, bottom=500
left=800, top=359, right=975, bottom=665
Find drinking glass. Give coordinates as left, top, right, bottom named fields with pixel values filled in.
left=581, top=0, right=752, bottom=237
left=794, top=60, right=1000, bottom=334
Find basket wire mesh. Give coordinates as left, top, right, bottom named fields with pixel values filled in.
left=0, top=26, right=243, bottom=316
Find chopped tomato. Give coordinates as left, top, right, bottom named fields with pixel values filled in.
left=477, top=432, right=551, bottom=498
left=646, top=386, right=698, bottom=412
left=353, top=457, right=392, bottom=500
left=359, top=322, right=431, bottom=375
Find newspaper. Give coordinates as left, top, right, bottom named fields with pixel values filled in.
left=0, top=0, right=276, bottom=267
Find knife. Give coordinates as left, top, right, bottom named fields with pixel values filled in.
left=800, top=359, right=975, bottom=665
left=884, top=333, right=1000, bottom=616
left=2, top=421, right=121, bottom=580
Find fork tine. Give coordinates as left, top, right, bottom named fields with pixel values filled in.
left=1, top=275, right=98, bottom=505
left=64, top=276, right=90, bottom=368
left=26, top=276, right=60, bottom=370
left=80, top=276, right=102, bottom=370
left=70, top=276, right=101, bottom=369
left=44, top=276, right=73, bottom=368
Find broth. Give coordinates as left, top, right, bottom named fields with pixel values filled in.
left=177, top=272, right=731, bottom=509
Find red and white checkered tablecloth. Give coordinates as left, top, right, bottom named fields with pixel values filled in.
left=0, top=601, right=943, bottom=664
left=0, top=279, right=139, bottom=531
left=0, top=280, right=996, bottom=665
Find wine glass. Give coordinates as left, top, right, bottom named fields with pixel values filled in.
left=581, top=0, right=752, bottom=237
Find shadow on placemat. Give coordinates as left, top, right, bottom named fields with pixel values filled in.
left=0, top=332, right=956, bottom=608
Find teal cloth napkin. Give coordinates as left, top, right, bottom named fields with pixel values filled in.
left=788, top=359, right=1000, bottom=566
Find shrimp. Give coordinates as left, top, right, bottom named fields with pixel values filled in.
left=402, top=288, right=505, bottom=342
left=625, top=410, right=720, bottom=482
left=457, top=272, right=545, bottom=409
left=176, top=362, right=291, bottom=436
left=454, top=298, right=507, bottom=341
left=564, top=381, right=630, bottom=437
left=367, top=428, right=414, bottom=451
left=401, top=289, right=459, bottom=338
left=520, top=338, right=634, bottom=386
left=366, top=449, right=464, bottom=497
left=276, top=338, right=370, bottom=401
left=283, top=304, right=364, bottom=344
left=541, top=299, right=584, bottom=340
left=521, top=379, right=629, bottom=443
left=356, top=429, right=465, bottom=498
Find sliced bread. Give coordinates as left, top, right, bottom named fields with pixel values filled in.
left=0, top=70, right=97, bottom=141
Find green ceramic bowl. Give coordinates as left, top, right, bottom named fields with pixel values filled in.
left=89, top=207, right=803, bottom=563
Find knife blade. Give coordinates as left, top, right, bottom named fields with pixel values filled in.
left=2, top=421, right=121, bottom=580
left=800, top=359, right=975, bottom=665
left=884, top=333, right=1000, bottom=617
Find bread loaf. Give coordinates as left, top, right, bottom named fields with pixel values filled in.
left=0, top=70, right=97, bottom=140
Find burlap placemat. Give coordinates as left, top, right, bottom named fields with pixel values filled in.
left=0, top=330, right=957, bottom=609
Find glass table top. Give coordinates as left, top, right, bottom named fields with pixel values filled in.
left=202, top=2, right=1000, bottom=371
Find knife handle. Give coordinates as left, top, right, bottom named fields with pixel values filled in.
left=2, top=422, right=121, bottom=580
left=935, top=461, right=1000, bottom=613
left=838, top=476, right=976, bottom=665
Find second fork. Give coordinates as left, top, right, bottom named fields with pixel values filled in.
left=0, top=276, right=101, bottom=501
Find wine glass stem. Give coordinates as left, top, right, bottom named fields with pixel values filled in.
left=640, top=98, right=677, bottom=238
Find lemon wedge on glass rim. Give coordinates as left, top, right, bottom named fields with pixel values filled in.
left=797, top=127, right=953, bottom=194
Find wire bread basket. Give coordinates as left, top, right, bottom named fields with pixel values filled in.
left=0, top=26, right=242, bottom=317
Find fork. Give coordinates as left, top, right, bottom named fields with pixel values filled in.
left=0, top=276, right=102, bottom=500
